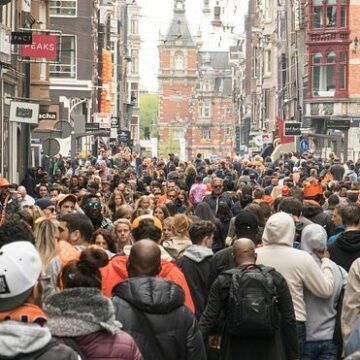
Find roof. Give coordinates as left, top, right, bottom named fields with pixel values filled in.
left=165, top=0, right=195, bottom=46
left=198, top=51, right=230, bottom=69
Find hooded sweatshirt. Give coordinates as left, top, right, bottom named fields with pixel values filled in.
left=101, top=253, right=195, bottom=312
left=329, top=230, right=360, bottom=272
left=0, top=321, right=78, bottom=359
left=256, top=212, right=335, bottom=322
left=301, top=224, right=347, bottom=342
left=177, top=245, right=213, bottom=320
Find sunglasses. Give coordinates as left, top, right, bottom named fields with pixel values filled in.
left=213, top=185, right=223, bottom=189
left=85, top=201, right=101, bottom=209
left=46, top=207, right=56, bottom=213
left=1, top=186, right=9, bottom=189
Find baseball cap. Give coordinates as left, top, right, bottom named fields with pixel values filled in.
left=35, top=198, right=54, bottom=210
left=0, top=241, right=42, bottom=311
left=132, top=215, right=163, bottom=231
left=57, top=194, right=77, bottom=207
left=234, top=210, right=258, bottom=231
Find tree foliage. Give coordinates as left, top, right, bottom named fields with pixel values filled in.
left=139, top=92, right=159, bottom=139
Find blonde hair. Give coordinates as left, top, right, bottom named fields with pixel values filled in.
left=34, top=217, right=59, bottom=271
left=163, top=216, right=175, bottom=229
left=135, top=195, right=153, bottom=211
left=172, top=214, right=190, bottom=238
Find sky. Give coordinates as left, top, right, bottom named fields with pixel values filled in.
left=137, top=0, right=248, bottom=92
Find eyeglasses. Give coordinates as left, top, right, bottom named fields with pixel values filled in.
left=1, top=186, right=9, bottom=189
left=46, top=207, right=56, bottom=213
left=213, top=185, right=223, bottom=189
left=85, top=201, right=101, bottom=209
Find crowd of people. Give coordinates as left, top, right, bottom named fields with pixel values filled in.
left=1, top=146, right=360, bottom=359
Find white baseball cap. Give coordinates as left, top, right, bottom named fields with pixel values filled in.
left=0, top=241, right=42, bottom=311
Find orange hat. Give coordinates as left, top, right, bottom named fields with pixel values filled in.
left=303, top=179, right=323, bottom=198
left=132, top=215, right=163, bottom=231
left=0, top=178, right=10, bottom=187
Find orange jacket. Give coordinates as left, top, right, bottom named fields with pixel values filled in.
left=101, top=254, right=195, bottom=313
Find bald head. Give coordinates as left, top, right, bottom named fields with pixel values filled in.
left=233, top=238, right=257, bottom=267
left=127, top=239, right=162, bottom=277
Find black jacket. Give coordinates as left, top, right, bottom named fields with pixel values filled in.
left=177, top=245, right=213, bottom=320
left=112, top=276, right=206, bottom=360
left=203, top=193, right=233, bottom=214
left=208, top=246, right=234, bottom=287
left=329, top=230, right=360, bottom=271
left=199, top=267, right=299, bottom=360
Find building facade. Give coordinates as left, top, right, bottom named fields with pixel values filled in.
left=158, top=0, right=234, bottom=160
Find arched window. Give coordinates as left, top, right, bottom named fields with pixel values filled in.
left=312, top=50, right=345, bottom=97
left=175, top=52, right=184, bottom=70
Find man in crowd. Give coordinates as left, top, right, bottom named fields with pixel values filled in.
left=112, top=240, right=206, bottom=360
left=328, top=203, right=360, bottom=271
left=81, top=194, right=112, bottom=230
left=203, top=177, right=233, bottom=214
left=199, top=238, right=298, bottom=360
left=256, top=212, right=335, bottom=357
left=177, top=220, right=215, bottom=320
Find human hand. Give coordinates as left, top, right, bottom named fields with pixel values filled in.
left=314, top=249, right=330, bottom=260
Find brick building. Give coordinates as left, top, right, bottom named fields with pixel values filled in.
left=158, top=0, right=234, bottom=160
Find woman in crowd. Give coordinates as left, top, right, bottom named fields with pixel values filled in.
left=107, top=190, right=126, bottom=219
left=134, top=195, right=153, bottom=214
left=34, top=217, right=61, bottom=272
left=153, top=204, right=170, bottom=224
left=162, top=216, right=174, bottom=242
left=113, top=204, right=133, bottom=222
left=43, top=248, right=143, bottom=360
left=162, top=213, right=191, bottom=259
left=91, top=228, right=117, bottom=253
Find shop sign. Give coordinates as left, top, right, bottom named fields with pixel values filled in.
left=22, top=34, right=58, bottom=60
left=9, top=101, right=39, bottom=124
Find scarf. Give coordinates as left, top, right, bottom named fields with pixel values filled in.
left=0, top=303, right=47, bottom=325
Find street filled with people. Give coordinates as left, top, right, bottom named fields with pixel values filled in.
left=2, top=147, right=360, bottom=359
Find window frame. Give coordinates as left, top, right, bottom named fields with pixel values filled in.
left=310, top=0, right=348, bottom=30
left=49, top=35, right=77, bottom=79
left=49, top=0, right=77, bottom=18
left=310, top=48, right=348, bottom=98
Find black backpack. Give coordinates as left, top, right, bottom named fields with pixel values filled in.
left=224, top=264, right=280, bottom=337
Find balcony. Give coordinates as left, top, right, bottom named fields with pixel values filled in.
left=307, top=29, right=350, bottom=45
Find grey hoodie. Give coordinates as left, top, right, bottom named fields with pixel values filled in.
left=183, top=245, right=213, bottom=263
left=301, top=224, right=347, bottom=342
left=257, top=212, right=335, bottom=322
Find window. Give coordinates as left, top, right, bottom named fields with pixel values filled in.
left=175, top=51, right=184, bottom=70
left=311, top=0, right=347, bottom=29
left=264, top=49, right=272, bottom=75
left=131, top=49, right=138, bottom=74
left=201, top=102, right=211, bottom=117
left=50, top=35, right=76, bottom=78
left=50, top=1, right=77, bottom=17
left=312, top=51, right=337, bottom=96
left=201, top=128, right=211, bottom=141
left=264, top=0, right=273, bottom=21
left=130, top=15, right=138, bottom=35
left=339, top=51, right=347, bottom=89
left=172, top=128, right=184, bottom=140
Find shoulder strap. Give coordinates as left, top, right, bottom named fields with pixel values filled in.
left=62, top=337, right=87, bottom=360
left=128, top=303, right=166, bottom=360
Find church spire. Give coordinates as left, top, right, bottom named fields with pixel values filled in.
left=165, top=0, right=194, bottom=46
